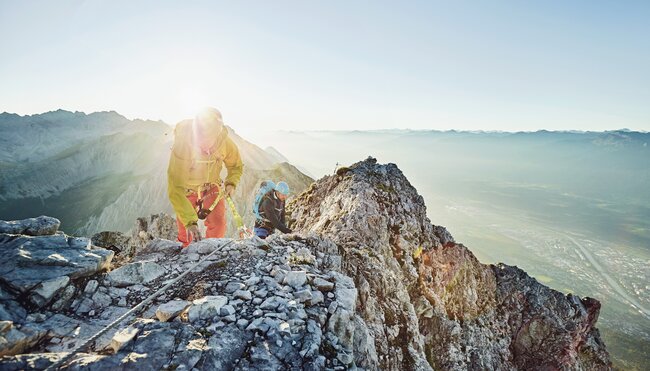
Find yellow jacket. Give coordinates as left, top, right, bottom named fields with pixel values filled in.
left=167, top=119, right=243, bottom=227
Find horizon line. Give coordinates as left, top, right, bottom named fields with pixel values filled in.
left=1, top=108, right=648, bottom=135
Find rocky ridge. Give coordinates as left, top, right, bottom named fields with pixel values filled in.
left=0, top=158, right=611, bottom=370
left=0, top=219, right=373, bottom=370
left=288, top=157, right=610, bottom=370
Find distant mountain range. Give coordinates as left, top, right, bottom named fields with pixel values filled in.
left=0, top=110, right=312, bottom=235
left=251, top=128, right=650, bottom=207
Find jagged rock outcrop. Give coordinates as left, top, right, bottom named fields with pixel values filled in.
left=288, top=157, right=611, bottom=370
left=0, top=158, right=611, bottom=370
left=0, top=216, right=61, bottom=236
left=90, top=213, right=178, bottom=266
left=0, top=217, right=114, bottom=357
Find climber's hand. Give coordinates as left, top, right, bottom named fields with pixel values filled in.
left=187, top=224, right=202, bottom=242
left=225, top=184, right=235, bottom=197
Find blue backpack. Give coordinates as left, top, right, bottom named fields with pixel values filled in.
left=253, top=180, right=275, bottom=221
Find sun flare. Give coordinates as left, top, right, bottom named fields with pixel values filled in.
left=177, top=86, right=212, bottom=121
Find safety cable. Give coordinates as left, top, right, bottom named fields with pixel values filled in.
left=46, top=239, right=237, bottom=370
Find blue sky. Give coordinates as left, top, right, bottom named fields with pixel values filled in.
left=0, top=0, right=648, bottom=132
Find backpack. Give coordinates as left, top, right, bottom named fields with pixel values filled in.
left=253, top=180, right=276, bottom=221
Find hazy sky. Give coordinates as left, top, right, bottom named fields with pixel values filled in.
left=1, top=0, right=649, bottom=132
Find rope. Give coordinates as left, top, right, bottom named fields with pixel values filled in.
left=46, top=239, right=237, bottom=370
left=206, top=187, right=225, bottom=213
left=226, top=196, right=253, bottom=239
left=226, top=196, right=243, bottom=229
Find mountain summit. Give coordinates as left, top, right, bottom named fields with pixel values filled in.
left=0, top=158, right=610, bottom=370
left=289, top=157, right=610, bottom=369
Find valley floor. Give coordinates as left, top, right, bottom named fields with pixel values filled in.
left=424, top=185, right=650, bottom=370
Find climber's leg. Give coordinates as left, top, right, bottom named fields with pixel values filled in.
left=176, top=193, right=198, bottom=247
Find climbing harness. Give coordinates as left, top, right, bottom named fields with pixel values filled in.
left=45, top=239, right=237, bottom=371
left=194, top=184, right=252, bottom=239
left=195, top=183, right=225, bottom=220
left=191, top=142, right=225, bottom=220
left=194, top=147, right=220, bottom=220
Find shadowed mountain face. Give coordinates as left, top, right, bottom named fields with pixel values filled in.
left=0, top=110, right=312, bottom=236
left=247, top=129, right=650, bottom=370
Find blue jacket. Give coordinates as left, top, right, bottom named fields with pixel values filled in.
left=254, top=191, right=292, bottom=233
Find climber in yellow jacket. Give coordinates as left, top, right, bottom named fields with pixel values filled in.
left=167, top=107, right=243, bottom=246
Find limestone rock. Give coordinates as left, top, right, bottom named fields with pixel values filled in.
left=283, top=270, right=307, bottom=288
left=201, top=325, right=252, bottom=370
left=91, top=291, right=113, bottom=309
left=260, top=296, right=287, bottom=311
left=107, top=261, right=165, bottom=287
left=225, top=282, right=245, bottom=293
left=131, top=213, right=178, bottom=253
left=110, top=325, right=140, bottom=353
left=295, top=289, right=312, bottom=303
left=0, top=232, right=113, bottom=294
left=84, top=280, right=99, bottom=295
left=140, top=238, right=182, bottom=255
left=0, top=353, right=63, bottom=370
left=188, top=296, right=228, bottom=322
left=0, top=324, right=47, bottom=357
left=233, top=289, right=252, bottom=301
left=29, top=276, right=70, bottom=307
left=335, top=288, right=357, bottom=311
left=156, top=300, right=191, bottom=322
left=91, top=231, right=131, bottom=253
left=312, top=277, right=334, bottom=292
left=51, top=285, right=77, bottom=312
left=433, top=225, right=455, bottom=246
left=311, top=290, right=325, bottom=305
left=219, top=304, right=235, bottom=316
left=0, top=216, right=60, bottom=236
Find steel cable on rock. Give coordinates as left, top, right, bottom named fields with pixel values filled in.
left=46, top=239, right=237, bottom=371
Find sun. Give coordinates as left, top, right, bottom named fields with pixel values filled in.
left=177, top=86, right=212, bottom=120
